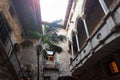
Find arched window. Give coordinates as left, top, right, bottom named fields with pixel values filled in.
left=77, top=18, right=87, bottom=49
left=84, top=0, right=105, bottom=35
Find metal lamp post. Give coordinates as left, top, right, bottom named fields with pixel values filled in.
left=36, top=44, right=42, bottom=80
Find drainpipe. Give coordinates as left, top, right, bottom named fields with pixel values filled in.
left=37, top=54, right=40, bottom=80
left=36, top=44, right=42, bottom=80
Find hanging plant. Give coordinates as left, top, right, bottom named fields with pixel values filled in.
left=31, top=31, right=41, bottom=39
left=20, top=40, right=33, bottom=48
left=42, top=49, right=48, bottom=59
left=49, top=44, right=62, bottom=54
left=36, top=45, right=48, bottom=59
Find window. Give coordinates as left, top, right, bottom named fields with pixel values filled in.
left=70, top=58, right=73, bottom=64
left=68, top=42, right=72, bottom=53
left=48, top=56, right=54, bottom=61
left=85, top=0, right=105, bottom=35
left=109, top=61, right=119, bottom=74
left=105, top=60, right=120, bottom=76
left=72, top=34, right=78, bottom=54
left=77, top=18, right=87, bottom=48
left=44, top=76, right=51, bottom=80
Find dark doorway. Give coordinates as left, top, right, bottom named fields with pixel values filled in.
left=44, top=76, right=51, bottom=80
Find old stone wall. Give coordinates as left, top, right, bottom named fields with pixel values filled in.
left=19, top=41, right=43, bottom=80
left=43, top=40, right=71, bottom=80
left=57, top=41, right=71, bottom=76
left=44, top=70, right=59, bottom=80
left=0, top=0, right=23, bottom=80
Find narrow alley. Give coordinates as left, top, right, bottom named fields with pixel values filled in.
left=0, top=0, right=120, bottom=80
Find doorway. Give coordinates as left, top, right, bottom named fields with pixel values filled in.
left=44, top=76, right=51, bottom=80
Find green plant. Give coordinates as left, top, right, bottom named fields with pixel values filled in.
left=31, top=31, right=41, bottom=39
left=36, top=20, right=66, bottom=59
left=42, top=49, right=48, bottom=59
left=51, top=34, right=66, bottom=43
left=49, top=44, right=62, bottom=53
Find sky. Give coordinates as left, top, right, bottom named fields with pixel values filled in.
left=40, top=0, right=68, bottom=22
left=47, top=51, right=54, bottom=55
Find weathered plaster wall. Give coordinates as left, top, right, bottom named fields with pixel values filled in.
left=58, top=41, right=71, bottom=76
left=0, top=0, right=23, bottom=44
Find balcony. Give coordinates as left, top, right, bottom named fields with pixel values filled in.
left=43, top=61, right=60, bottom=70
left=70, top=1, right=120, bottom=72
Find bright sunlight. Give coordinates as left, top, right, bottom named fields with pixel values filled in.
left=40, top=0, right=68, bottom=22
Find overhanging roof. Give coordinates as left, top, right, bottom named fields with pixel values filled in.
left=64, top=0, right=73, bottom=27
left=12, top=0, right=42, bottom=36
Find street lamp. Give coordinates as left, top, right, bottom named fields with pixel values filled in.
left=36, top=44, right=42, bottom=80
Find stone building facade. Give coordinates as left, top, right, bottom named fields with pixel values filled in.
left=0, top=0, right=23, bottom=80
left=42, top=23, right=71, bottom=80
left=0, top=0, right=42, bottom=80
left=43, top=41, right=71, bottom=80
left=57, top=41, right=71, bottom=76
left=66, top=0, right=120, bottom=80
